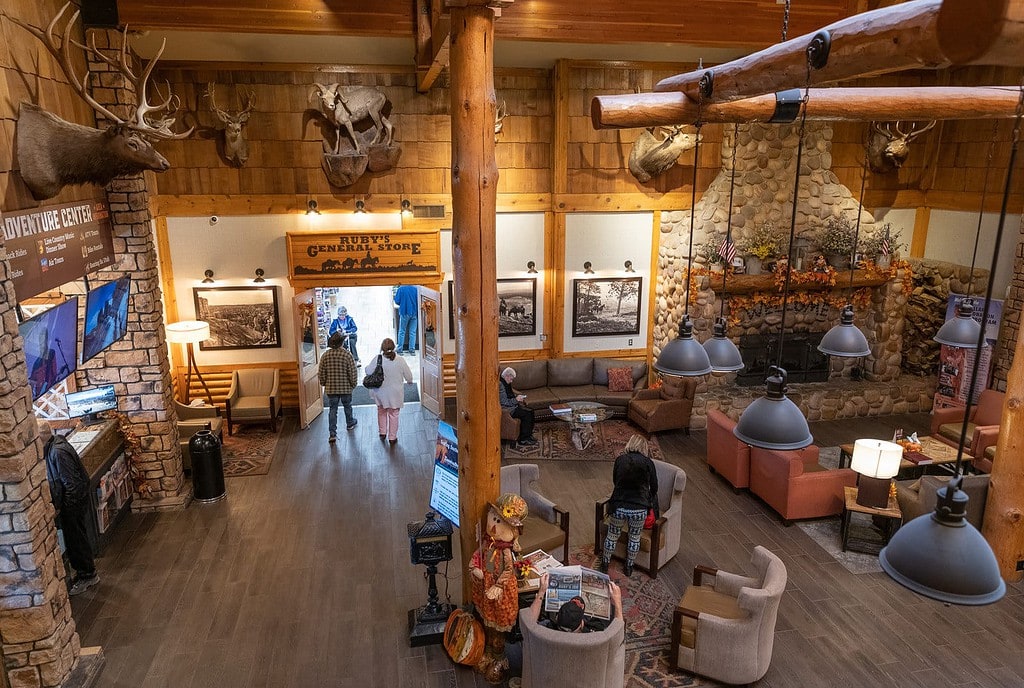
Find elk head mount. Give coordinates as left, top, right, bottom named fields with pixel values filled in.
left=628, top=126, right=701, bottom=184
left=2, top=3, right=192, bottom=200
left=494, top=100, right=508, bottom=143
left=308, top=83, right=400, bottom=187
left=867, top=120, right=937, bottom=174
left=205, top=83, right=256, bottom=167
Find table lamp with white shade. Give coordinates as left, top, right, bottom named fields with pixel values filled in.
left=166, top=320, right=213, bottom=405
left=850, top=438, right=903, bottom=509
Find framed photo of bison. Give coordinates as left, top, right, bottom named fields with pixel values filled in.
left=193, top=286, right=281, bottom=350
left=447, top=278, right=537, bottom=338
left=572, top=277, right=642, bottom=337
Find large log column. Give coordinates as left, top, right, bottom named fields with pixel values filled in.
left=448, top=0, right=505, bottom=602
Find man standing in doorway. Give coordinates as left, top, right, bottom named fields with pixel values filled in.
left=319, top=332, right=359, bottom=443
left=394, top=284, right=418, bottom=355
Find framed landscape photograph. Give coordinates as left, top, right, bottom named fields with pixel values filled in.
left=448, top=278, right=538, bottom=338
left=193, top=286, right=282, bottom=350
left=572, top=277, right=643, bottom=337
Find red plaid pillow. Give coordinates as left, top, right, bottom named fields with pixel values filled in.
left=606, top=367, right=634, bottom=392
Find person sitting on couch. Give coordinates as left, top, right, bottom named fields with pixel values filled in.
left=500, top=367, right=537, bottom=447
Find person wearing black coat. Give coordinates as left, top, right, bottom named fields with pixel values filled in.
left=597, top=434, right=659, bottom=577
left=40, top=424, right=99, bottom=595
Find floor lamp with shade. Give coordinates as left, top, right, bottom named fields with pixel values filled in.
left=166, top=320, right=213, bottom=405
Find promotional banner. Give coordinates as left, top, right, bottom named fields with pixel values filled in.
left=934, top=293, right=1002, bottom=410
left=430, top=421, right=460, bottom=528
left=1, top=201, right=115, bottom=300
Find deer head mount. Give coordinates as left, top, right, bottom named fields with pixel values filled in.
left=205, top=83, right=256, bottom=167
left=308, top=83, right=400, bottom=187
left=494, top=101, right=508, bottom=142
left=628, top=126, right=701, bottom=184
left=2, top=3, right=192, bottom=200
left=867, top=120, right=936, bottom=174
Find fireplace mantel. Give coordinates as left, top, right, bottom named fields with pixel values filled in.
left=706, top=269, right=889, bottom=294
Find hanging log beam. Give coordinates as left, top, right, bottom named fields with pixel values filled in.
left=654, top=0, right=1024, bottom=104
left=592, top=87, right=1024, bottom=130
left=448, top=0, right=506, bottom=602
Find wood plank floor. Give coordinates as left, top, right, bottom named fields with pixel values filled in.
left=72, top=406, right=1024, bottom=688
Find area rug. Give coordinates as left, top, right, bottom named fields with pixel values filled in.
left=220, top=427, right=280, bottom=477
left=350, top=382, right=420, bottom=406
left=503, top=420, right=663, bottom=462
left=568, top=545, right=702, bottom=688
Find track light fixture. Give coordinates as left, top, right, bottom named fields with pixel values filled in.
left=254, top=268, right=266, bottom=283
left=202, top=269, right=215, bottom=284
left=583, top=261, right=594, bottom=274
left=306, top=199, right=320, bottom=215
left=526, top=261, right=537, bottom=274
left=401, top=199, right=412, bottom=215
left=355, top=200, right=366, bottom=213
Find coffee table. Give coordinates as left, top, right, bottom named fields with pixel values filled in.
left=840, top=486, right=902, bottom=554
left=838, top=436, right=964, bottom=479
left=550, top=401, right=612, bottom=451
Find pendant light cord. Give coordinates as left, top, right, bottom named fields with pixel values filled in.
left=966, top=122, right=1000, bottom=297
left=683, top=100, right=705, bottom=316
left=848, top=148, right=868, bottom=291
left=720, top=123, right=740, bottom=320
left=951, top=81, right=1024, bottom=479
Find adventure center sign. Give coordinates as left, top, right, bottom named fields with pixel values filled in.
left=1, top=201, right=115, bottom=300
left=286, top=230, right=442, bottom=287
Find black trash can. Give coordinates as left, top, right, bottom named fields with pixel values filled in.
left=189, top=429, right=226, bottom=503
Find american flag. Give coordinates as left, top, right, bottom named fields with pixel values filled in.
left=719, top=238, right=737, bottom=264
left=880, top=230, right=891, bottom=257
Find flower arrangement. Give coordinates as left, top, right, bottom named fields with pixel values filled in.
left=697, top=240, right=725, bottom=265
left=737, top=220, right=785, bottom=260
left=816, top=216, right=858, bottom=257
left=859, top=223, right=904, bottom=259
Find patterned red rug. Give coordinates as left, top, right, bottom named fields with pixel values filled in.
left=568, top=545, right=703, bottom=688
left=220, top=427, right=280, bottom=477
left=503, top=419, right=663, bottom=462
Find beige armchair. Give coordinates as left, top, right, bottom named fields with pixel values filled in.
left=672, top=545, right=787, bottom=685
left=896, top=474, right=990, bottom=528
left=519, top=606, right=625, bottom=688
left=594, top=458, right=686, bottom=578
left=501, top=463, right=570, bottom=564
left=174, top=401, right=223, bottom=473
left=225, top=368, right=281, bottom=434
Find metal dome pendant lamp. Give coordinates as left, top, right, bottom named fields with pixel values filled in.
left=818, top=152, right=871, bottom=358
left=734, top=33, right=828, bottom=451
left=703, top=123, right=745, bottom=373
left=655, top=113, right=712, bottom=377
left=879, top=90, right=1023, bottom=606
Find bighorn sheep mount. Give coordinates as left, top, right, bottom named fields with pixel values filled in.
left=867, top=120, right=937, bottom=174
left=205, top=83, right=256, bottom=167
left=2, top=3, right=192, bottom=201
left=628, top=126, right=700, bottom=183
left=309, top=83, right=400, bottom=187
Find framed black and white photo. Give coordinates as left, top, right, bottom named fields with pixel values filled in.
left=193, top=286, right=282, bottom=350
left=448, top=278, right=538, bottom=338
left=572, top=277, right=643, bottom=337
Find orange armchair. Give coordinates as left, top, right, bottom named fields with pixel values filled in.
left=706, top=409, right=751, bottom=491
left=930, top=389, right=1004, bottom=468
left=627, top=375, right=697, bottom=435
left=749, top=446, right=857, bottom=524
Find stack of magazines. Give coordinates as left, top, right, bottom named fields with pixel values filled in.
left=543, top=565, right=612, bottom=620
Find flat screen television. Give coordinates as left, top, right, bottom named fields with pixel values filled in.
left=65, top=385, right=118, bottom=425
left=82, top=276, right=130, bottom=363
left=19, top=298, right=79, bottom=401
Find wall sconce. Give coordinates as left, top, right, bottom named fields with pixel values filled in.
left=624, top=260, right=635, bottom=273
left=526, top=260, right=538, bottom=274
left=401, top=199, right=412, bottom=216
left=583, top=261, right=594, bottom=274
left=202, top=269, right=215, bottom=284
left=254, top=268, right=266, bottom=283
left=355, top=199, right=367, bottom=213
left=306, top=199, right=320, bottom=215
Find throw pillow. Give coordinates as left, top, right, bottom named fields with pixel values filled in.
left=606, top=367, right=634, bottom=392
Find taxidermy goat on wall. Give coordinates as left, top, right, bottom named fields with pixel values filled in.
left=628, top=126, right=700, bottom=183
left=1, top=3, right=192, bottom=201
left=205, top=83, right=256, bottom=167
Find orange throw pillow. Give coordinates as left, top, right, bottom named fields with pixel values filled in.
left=607, top=367, right=634, bottom=392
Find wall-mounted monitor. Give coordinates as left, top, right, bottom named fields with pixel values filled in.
left=19, top=298, right=79, bottom=400
left=82, top=276, right=130, bottom=363
left=65, top=385, right=118, bottom=425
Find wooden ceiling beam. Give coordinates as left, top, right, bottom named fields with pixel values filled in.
left=654, top=0, right=1023, bottom=104
left=417, top=0, right=451, bottom=93
left=592, top=86, right=1024, bottom=129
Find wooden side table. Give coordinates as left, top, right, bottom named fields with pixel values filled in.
left=840, top=486, right=902, bottom=555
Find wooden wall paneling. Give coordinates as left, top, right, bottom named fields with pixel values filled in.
left=553, top=60, right=571, bottom=197
left=173, top=362, right=300, bottom=410
left=911, top=206, right=931, bottom=258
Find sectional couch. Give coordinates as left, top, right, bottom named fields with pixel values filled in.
left=499, top=357, right=649, bottom=419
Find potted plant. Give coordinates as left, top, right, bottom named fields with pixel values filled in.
left=697, top=240, right=726, bottom=272
left=816, top=216, right=857, bottom=269
left=859, top=223, right=903, bottom=268
left=737, top=220, right=784, bottom=275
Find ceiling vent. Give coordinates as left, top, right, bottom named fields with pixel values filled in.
left=412, top=204, right=446, bottom=219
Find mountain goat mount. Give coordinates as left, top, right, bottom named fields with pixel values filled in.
left=308, top=83, right=400, bottom=187
left=628, top=125, right=701, bottom=183
left=2, top=3, right=192, bottom=201
left=205, top=83, right=256, bottom=167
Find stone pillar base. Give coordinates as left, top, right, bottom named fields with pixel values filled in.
left=63, top=647, right=105, bottom=688
left=131, top=488, right=192, bottom=513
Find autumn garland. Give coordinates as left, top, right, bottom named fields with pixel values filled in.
left=115, top=413, right=153, bottom=499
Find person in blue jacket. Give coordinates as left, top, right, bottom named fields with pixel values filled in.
left=328, top=306, right=360, bottom=363
left=394, top=284, right=419, bottom=354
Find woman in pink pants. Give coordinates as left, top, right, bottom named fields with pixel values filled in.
left=364, top=338, right=414, bottom=445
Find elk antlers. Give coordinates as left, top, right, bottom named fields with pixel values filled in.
left=2, top=2, right=192, bottom=140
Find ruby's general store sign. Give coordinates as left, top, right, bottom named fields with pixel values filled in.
left=1, top=201, right=115, bottom=300
left=286, top=230, right=442, bottom=287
